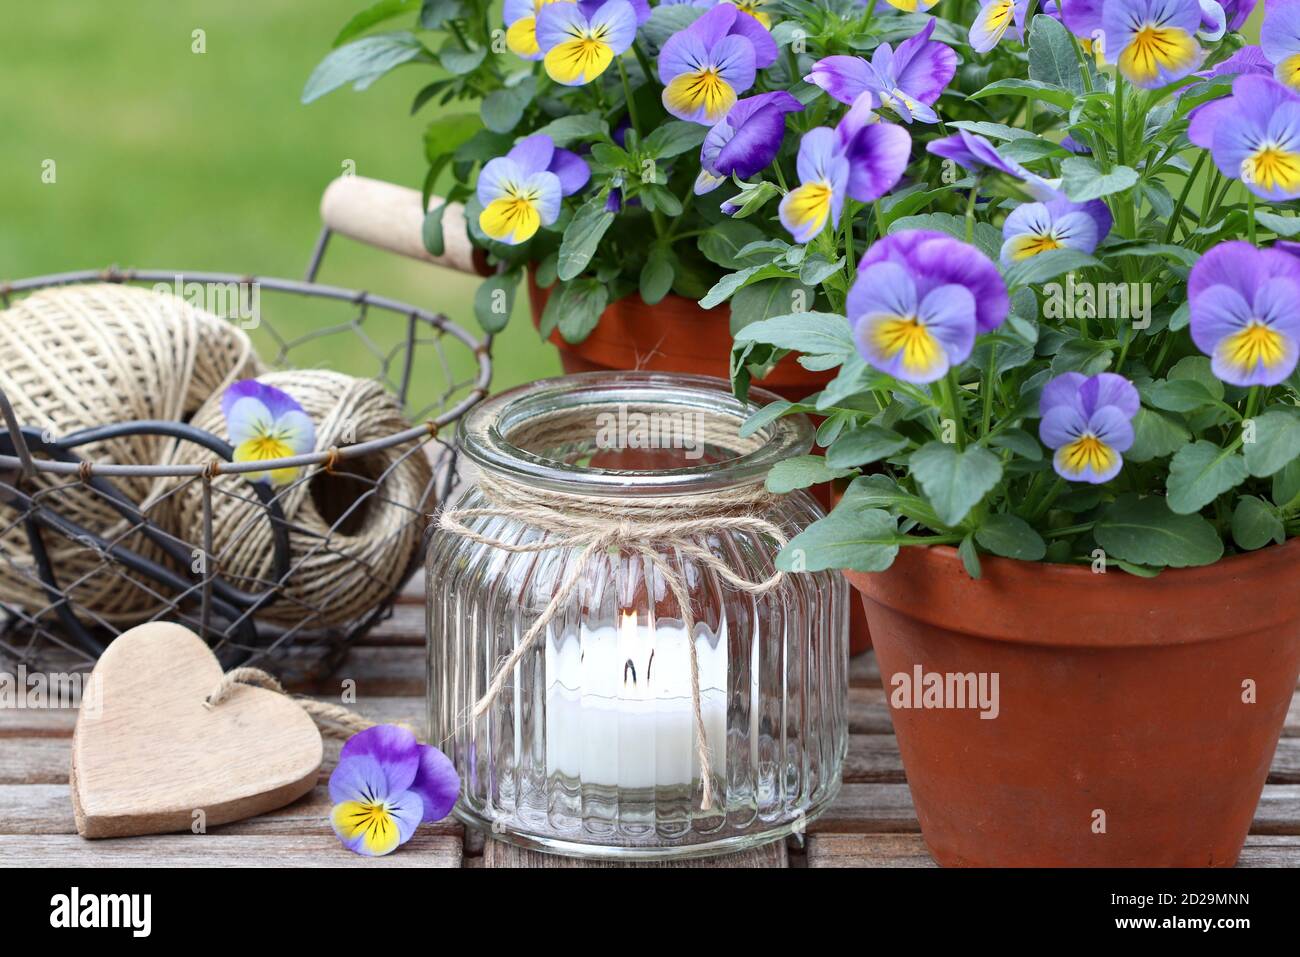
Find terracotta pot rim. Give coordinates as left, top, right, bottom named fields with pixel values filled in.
left=847, top=536, right=1300, bottom=649
left=907, top=534, right=1300, bottom=584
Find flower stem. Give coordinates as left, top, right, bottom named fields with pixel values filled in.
left=617, top=58, right=642, bottom=138
left=1245, top=385, right=1261, bottom=422
left=964, top=186, right=978, bottom=243
left=1247, top=190, right=1257, bottom=246
left=943, top=369, right=967, bottom=451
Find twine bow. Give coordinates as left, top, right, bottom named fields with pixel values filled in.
left=437, top=470, right=790, bottom=810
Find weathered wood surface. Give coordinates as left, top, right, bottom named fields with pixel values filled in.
left=4, top=579, right=1300, bottom=867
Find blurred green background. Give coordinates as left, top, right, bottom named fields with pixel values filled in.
left=0, top=0, right=559, bottom=418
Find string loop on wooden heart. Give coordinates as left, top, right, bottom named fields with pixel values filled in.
left=205, top=667, right=415, bottom=740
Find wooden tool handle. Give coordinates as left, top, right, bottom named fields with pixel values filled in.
left=319, top=175, right=490, bottom=276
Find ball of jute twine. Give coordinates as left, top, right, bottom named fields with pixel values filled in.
left=436, top=407, right=790, bottom=811
left=205, top=666, right=416, bottom=739
left=168, top=369, right=435, bottom=629
left=0, top=284, right=261, bottom=621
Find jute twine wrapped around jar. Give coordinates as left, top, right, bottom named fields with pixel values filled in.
left=0, top=284, right=261, bottom=622
left=167, top=370, right=435, bottom=629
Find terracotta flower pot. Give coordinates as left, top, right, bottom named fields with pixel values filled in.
left=846, top=540, right=1300, bottom=867
left=525, top=272, right=831, bottom=403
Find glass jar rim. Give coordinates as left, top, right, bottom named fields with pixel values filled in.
left=458, top=371, right=814, bottom=496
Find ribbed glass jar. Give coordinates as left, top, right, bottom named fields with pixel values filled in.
left=426, top=372, right=847, bottom=859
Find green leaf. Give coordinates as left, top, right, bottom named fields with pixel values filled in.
left=958, top=534, right=983, bottom=579
left=1093, top=494, right=1224, bottom=567
left=987, top=429, right=1043, bottom=461
left=1166, top=440, right=1248, bottom=514
left=422, top=202, right=448, bottom=257
left=730, top=279, right=814, bottom=333
left=699, top=220, right=767, bottom=269
left=722, top=180, right=781, bottom=218
left=1244, top=408, right=1300, bottom=477
left=776, top=508, right=901, bottom=573
left=640, top=4, right=704, bottom=47
left=481, top=83, right=533, bottom=134
left=642, top=121, right=708, bottom=158
left=799, top=253, right=845, bottom=286
left=419, top=0, right=464, bottom=28
left=473, top=271, right=519, bottom=334
left=1060, top=157, right=1138, bottom=202
left=302, top=33, right=429, bottom=103
left=1003, top=248, right=1102, bottom=288
left=1027, top=14, right=1083, bottom=94
left=1145, top=378, right=1221, bottom=413
left=1256, top=210, right=1300, bottom=238
left=975, top=513, right=1047, bottom=561
left=335, top=0, right=419, bottom=46
left=533, top=113, right=608, bottom=147
left=732, top=312, right=854, bottom=357
left=765, top=455, right=854, bottom=494
left=1167, top=355, right=1224, bottom=398
left=1274, top=458, right=1300, bottom=507
left=553, top=279, right=608, bottom=343
left=969, top=78, right=1075, bottom=110
left=1126, top=408, right=1190, bottom=462
left=556, top=199, right=615, bottom=281
left=422, top=113, right=482, bottom=164
left=1050, top=338, right=1114, bottom=375
left=910, top=442, right=1004, bottom=527
left=740, top=398, right=797, bottom=438
left=438, top=41, right=485, bottom=74
left=826, top=426, right=909, bottom=468
left=1232, top=496, right=1285, bottom=550
left=638, top=247, right=675, bottom=306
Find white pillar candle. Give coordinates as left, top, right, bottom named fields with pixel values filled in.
left=545, top=611, right=727, bottom=790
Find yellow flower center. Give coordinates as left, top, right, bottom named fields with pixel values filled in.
left=1242, top=143, right=1300, bottom=193
left=544, top=25, right=615, bottom=84
left=730, top=0, right=771, bottom=28
left=873, top=315, right=942, bottom=376
left=1220, top=320, right=1287, bottom=373
left=480, top=183, right=543, bottom=244
left=332, top=800, right=404, bottom=856
left=664, top=67, right=737, bottom=123
left=1059, top=434, right=1115, bottom=476
left=1118, top=23, right=1197, bottom=85
left=1008, top=232, right=1062, bottom=260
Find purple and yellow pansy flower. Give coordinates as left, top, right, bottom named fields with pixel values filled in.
left=882, top=0, right=942, bottom=11
left=535, top=0, right=638, bottom=86
left=1039, top=373, right=1140, bottom=484
left=778, top=97, right=912, bottom=242
left=1000, top=198, right=1104, bottom=265
left=221, top=381, right=315, bottom=486
left=329, top=725, right=458, bottom=857
left=805, top=20, right=957, bottom=124
left=695, top=91, right=803, bottom=193
left=1103, top=0, right=1204, bottom=88
left=1188, top=75, right=1300, bottom=201
left=1189, top=241, right=1300, bottom=387
left=1262, top=0, right=1300, bottom=93
left=477, top=134, right=589, bottom=245
left=658, top=4, right=768, bottom=124
left=969, top=0, right=1029, bottom=54
left=846, top=230, right=1008, bottom=384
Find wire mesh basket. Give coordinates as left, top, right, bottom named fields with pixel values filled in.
left=0, top=177, right=492, bottom=679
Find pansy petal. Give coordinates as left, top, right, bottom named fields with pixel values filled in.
left=847, top=260, right=919, bottom=324
left=1053, top=435, right=1123, bottom=483
left=274, top=409, right=316, bottom=456
left=588, top=0, right=638, bottom=53
left=1086, top=404, right=1136, bottom=453
left=224, top=396, right=274, bottom=447
left=893, top=19, right=958, bottom=107
left=843, top=120, right=912, bottom=202
left=714, top=104, right=787, bottom=178
left=329, top=754, right=393, bottom=805
left=340, top=724, right=422, bottom=794
left=805, top=55, right=872, bottom=106
left=410, top=744, right=461, bottom=822
left=507, top=133, right=556, bottom=175
left=1039, top=370, right=1089, bottom=418
left=728, top=6, right=778, bottom=67
left=548, top=147, right=591, bottom=195
left=477, top=156, right=525, bottom=207
left=970, top=0, right=1019, bottom=54
left=779, top=181, right=835, bottom=242
left=1039, top=403, right=1090, bottom=449
left=1084, top=372, right=1141, bottom=418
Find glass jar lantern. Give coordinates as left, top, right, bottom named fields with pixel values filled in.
left=426, top=372, right=848, bottom=859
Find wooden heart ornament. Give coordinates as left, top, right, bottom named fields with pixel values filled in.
left=71, top=622, right=323, bottom=838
